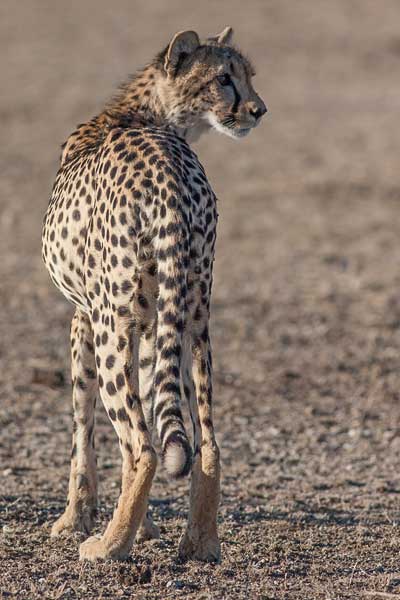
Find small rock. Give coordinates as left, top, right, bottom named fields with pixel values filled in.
left=138, top=566, right=152, bottom=584
left=166, top=580, right=184, bottom=590
left=2, top=525, right=13, bottom=535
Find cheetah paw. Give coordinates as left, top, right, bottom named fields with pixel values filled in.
left=136, top=518, right=160, bottom=544
left=79, top=535, right=110, bottom=561
left=178, top=529, right=221, bottom=562
left=79, top=535, right=131, bottom=561
left=51, top=506, right=95, bottom=537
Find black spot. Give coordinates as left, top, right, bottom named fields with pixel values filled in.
left=111, top=130, right=122, bottom=143
left=118, top=305, right=130, bottom=318
left=116, top=373, right=125, bottom=389
left=117, top=173, right=126, bottom=186
left=122, top=256, right=133, bottom=268
left=106, top=355, right=115, bottom=369
left=163, top=311, right=177, bottom=325
left=137, top=294, right=148, bottom=309
left=111, top=255, right=118, bottom=268
left=121, top=280, right=133, bottom=294
left=106, top=381, right=117, bottom=395
left=117, top=336, right=127, bottom=351
left=160, top=381, right=180, bottom=395
left=117, top=407, right=129, bottom=421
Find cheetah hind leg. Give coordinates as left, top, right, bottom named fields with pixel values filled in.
left=178, top=333, right=221, bottom=562
left=135, top=326, right=160, bottom=544
left=51, top=310, right=98, bottom=537
left=79, top=322, right=156, bottom=560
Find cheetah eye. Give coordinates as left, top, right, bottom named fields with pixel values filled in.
left=216, top=74, right=231, bottom=87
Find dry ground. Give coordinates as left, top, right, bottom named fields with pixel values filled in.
left=1, top=1, right=400, bottom=598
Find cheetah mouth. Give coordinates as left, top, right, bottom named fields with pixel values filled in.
left=205, top=112, right=254, bottom=140
left=233, top=127, right=251, bottom=138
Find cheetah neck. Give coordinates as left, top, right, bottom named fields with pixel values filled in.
left=101, top=65, right=210, bottom=144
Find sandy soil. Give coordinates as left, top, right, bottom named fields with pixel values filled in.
left=1, top=1, right=400, bottom=598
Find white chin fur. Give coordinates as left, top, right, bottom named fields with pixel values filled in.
left=205, top=111, right=242, bottom=140
left=164, top=442, right=188, bottom=478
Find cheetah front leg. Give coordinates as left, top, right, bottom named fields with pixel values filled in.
left=179, top=326, right=221, bottom=562
left=51, top=309, right=98, bottom=537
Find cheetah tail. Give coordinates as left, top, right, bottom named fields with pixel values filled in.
left=153, top=221, right=192, bottom=478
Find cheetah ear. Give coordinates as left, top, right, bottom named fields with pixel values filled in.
left=209, top=26, right=234, bottom=45
left=165, top=30, right=200, bottom=77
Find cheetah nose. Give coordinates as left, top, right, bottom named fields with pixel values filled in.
left=249, top=104, right=267, bottom=121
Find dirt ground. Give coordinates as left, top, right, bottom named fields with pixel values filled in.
left=1, top=1, right=400, bottom=598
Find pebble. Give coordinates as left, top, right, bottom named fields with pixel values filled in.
left=166, top=580, right=184, bottom=589
left=2, top=525, right=13, bottom=535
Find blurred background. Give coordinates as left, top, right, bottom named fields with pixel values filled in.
left=1, top=1, right=400, bottom=598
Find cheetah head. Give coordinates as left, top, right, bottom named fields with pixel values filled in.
left=157, top=28, right=267, bottom=140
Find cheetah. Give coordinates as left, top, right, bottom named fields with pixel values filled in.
left=42, top=27, right=266, bottom=562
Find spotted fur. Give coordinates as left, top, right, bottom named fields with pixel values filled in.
left=42, top=27, right=266, bottom=562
